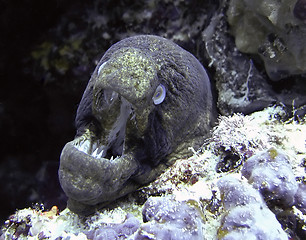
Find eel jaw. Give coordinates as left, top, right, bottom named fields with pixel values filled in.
left=58, top=136, right=139, bottom=207
left=58, top=95, right=141, bottom=212
left=59, top=88, right=162, bottom=214
left=73, top=130, right=120, bottom=161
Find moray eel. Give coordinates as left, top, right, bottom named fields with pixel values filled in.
left=58, top=35, right=215, bottom=215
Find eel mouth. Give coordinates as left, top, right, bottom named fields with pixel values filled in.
left=59, top=90, right=141, bottom=205
left=71, top=129, right=122, bottom=162
left=74, top=134, right=115, bottom=160
left=78, top=89, right=135, bottom=161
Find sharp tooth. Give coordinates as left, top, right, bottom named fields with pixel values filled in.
left=78, top=143, right=84, bottom=151
left=79, top=140, right=90, bottom=153
left=95, top=146, right=105, bottom=158
left=110, top=156, right=114, bottom=161
left=92, top=148, right=99, bottom=157
left=97, top=150, right=104, bottom=159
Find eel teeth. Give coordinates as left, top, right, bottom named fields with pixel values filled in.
left=78, top=139, right=90, bottom=154
left=91, top=145, right=105, bottom=159
left=97, top=150, right=104, bottom=159
left=92, top=148, right=99, bottom=157
left=110, top=156, right=120, bottom=162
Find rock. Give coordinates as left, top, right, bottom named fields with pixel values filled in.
left=133, top=197, right=205, bottom=240
left=227, top=0, right=306, bottom=81
left=242, top=148, right=299, bottom=206
left=217, top=176, right=288, bottom=240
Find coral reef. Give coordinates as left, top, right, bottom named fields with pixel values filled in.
left=85, top=213, right=140, bottom=240
left=2, top=106, right=305, bottom=239
left=217, top=175, right=288, bottom=240
left=242, top=148, right=298, bottom=206
left=204, top=1, right=306, bottom=115
left=203, top=7, right=276, bottom=115
left=295, top=183, right=306, bottom=214
left=202, top=7, right=275, bottom=115
left=133, top=197, right=204, bottom=239
left=27, top=0, right=217, bottom=86
left=227, top=0, right=306, bottom=80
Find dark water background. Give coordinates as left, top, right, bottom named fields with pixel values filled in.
left=0, top=0, right=83, bottom=222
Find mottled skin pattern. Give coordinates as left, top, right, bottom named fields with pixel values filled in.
left=58, top=35, right=214, bottom=215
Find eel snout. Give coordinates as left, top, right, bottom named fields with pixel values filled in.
left=59, top=93, right=140, bottom=210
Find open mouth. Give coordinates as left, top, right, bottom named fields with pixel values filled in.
left=72, top=90, right=135, bottom=161
left=75, top=136, right=106, bottom=159
left=72, top=133, right=122, bottom=161
left=59, top=92, right=140, bottom=207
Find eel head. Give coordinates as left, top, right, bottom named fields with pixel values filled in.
left=58, top=35, right=214, bottom=215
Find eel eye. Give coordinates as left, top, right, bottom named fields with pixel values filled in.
left=152, top=84, right=166, bottom=105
